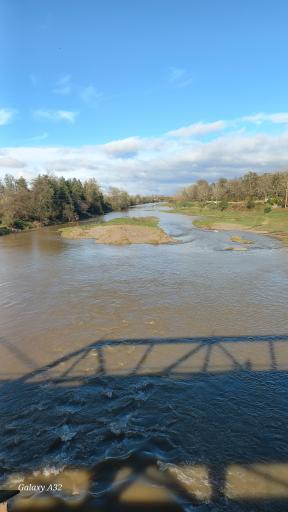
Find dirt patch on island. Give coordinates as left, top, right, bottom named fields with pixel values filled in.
left=61, top=224, right=177, bottom=245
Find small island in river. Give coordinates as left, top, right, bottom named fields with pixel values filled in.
left=59, top=216, right=176, bottom=245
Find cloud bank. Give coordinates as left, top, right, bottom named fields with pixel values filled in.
left=1, top=113, right=288, bottom=195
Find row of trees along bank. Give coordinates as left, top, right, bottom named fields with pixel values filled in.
left=0, top=174, right=158, bottom=232
left=176, top=171, right=288, bottom=208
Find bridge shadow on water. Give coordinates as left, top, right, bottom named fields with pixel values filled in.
left=1, top=334, right=288, bottom=511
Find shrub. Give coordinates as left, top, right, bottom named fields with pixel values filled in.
left=267, top=197, right=282, bottom=206
left=0, top=226, right=11, bottom=236
left=218, top=200, right=229, bottom=211
left=245, top=198, right=256, bottom=209
left=267, top=198, right=275, bottom=205
left=264, top=205, right=272, bottom=214
left=207, top=202, right=218, bottom=210
left=12, top=219, right=26, bottom=230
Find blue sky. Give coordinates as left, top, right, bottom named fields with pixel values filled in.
left=1, top=0, right=288, bottom=193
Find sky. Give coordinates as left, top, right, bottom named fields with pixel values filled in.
left=1, top=0, right=288, bottom=194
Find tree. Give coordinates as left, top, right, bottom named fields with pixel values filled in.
left=54, top=177, right=75, bottom=220
left=196, top=180, right=210, bottom=203
left=242, top=172, right=259, bottom=199
left=0, top=175, right=31, bottom=227
left=106, top=187, right=130, bottom=210
left=31, top=175, right=55, bottom=223
left=83, top=179, right=105, bottom=215
left=283, top=172, right=288, bottom=208
left=16, top=176, right=28, bottom=191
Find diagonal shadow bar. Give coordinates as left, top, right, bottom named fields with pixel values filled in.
left=217, top=341, right=245, bottom=370
left=132, top=343, right=155, bottom=375
left=59, top=348, right=93, bottom=379
left=202, top=343, right=213, bottom=372
left=0, top=336, right=37, bottom=371
left=163, top=341, right=206, bottom=375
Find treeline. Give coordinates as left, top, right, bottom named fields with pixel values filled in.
left=0, top=174, right=156, bottom=230
left=176, top=171, right=288, bottom=208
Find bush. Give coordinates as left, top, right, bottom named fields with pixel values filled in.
left=245, top=198, right=256, bottom=209
left=180, top=201, right=195, bottom=208
left=267, top=197, right=282, bottom=206
left=264, top=205, right=272, bottom=214
left=218, top=200, right=229, bottom=211
left=12, top=219, right=26, bottom=230
left=267, top=198, right=275, bottom=205
left=206, top=202, right=218, bottom=210
left=0, top=226, right=11, bottom=236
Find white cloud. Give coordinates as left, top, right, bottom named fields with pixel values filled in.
left=53, top=75, right=102, bottom=105
left=103, top=137, right=144, bottom=156
left=242, top=112, right=288, bottom=124
left=169, top=67, right=193, bottom=88
left=33, top=109, right=77, bottom=123
left=30, top=73, right=39, bottom=87
left=57, top=110, right=77, bottom=123
left=0, top=109, right=15, bottom=126
left=28, top=132, right=49, bottom=142
left=2, top=112, right=288, bottom=194
left=167, top=120, right=226, bottom=138
left=53, top=75, right=72, bottom=95
left=80, top=85, right=102, bottom=104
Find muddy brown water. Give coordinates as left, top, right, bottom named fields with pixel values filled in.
left=1, top=204, right=288, bottom=511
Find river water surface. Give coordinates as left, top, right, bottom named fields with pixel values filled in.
left=1, top=204, right=288, bottom=510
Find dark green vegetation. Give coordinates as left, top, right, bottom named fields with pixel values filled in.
left=0, top=174, right=157, bottom=235
left=0, top=226, right=11, bottom=236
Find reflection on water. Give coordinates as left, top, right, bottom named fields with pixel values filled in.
left=1, top=205, right=288, bottom=510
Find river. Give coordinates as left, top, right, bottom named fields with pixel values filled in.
left=1, top=204, right=288, bottom=510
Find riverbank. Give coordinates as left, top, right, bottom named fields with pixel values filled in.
left=59, top=216, right=176, bottom=245
left=168, top=202, right=288, bottom=245
left=0, top=220, right=42, bottom=236
left=0, top=226, right=12, bottom=236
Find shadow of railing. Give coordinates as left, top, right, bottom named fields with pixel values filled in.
left=1, top=334, right=288, bottom=511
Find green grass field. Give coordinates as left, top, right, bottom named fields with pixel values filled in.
left=59, top=216, right=159, bottom=236
left=104, top=216, right=159, bottom=228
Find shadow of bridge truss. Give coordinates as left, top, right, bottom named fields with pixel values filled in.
left=1, top=334, right=288, bottom=511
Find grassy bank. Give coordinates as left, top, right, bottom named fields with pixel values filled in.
left=169, top=202, right=288, bottom=245
left=0, top=220, right=44, bottom=236
left=60, top=216, right=176, bottom=245
left=104, top=216, right=159, bottom=228
left=0, top=221, right=35, bottom=236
